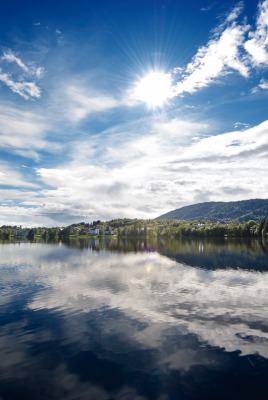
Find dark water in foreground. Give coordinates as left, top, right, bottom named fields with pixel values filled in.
left=0, top=237, right=268, bottom=400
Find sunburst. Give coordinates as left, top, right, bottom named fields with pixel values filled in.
left=133, top=71, right=174, bottom=108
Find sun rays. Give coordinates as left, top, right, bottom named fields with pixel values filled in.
left=133, top=71, right=174, bottom=108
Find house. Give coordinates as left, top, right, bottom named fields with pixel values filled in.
left=103, top=227, right=117, bottom=235
left=70, top=226, right=81, bottom=234
left=90, top=228, right=99, bottom=235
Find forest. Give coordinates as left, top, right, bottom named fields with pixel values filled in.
left=1, top=217, right=268, bottom=241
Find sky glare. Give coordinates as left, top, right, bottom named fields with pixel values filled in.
left=0, top=0, right=268, bottom=226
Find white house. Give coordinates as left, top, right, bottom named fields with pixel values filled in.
left=90, top=228, right=99, bottom=235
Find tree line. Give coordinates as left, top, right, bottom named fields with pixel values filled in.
left=1, top=218, right=268, bottom=241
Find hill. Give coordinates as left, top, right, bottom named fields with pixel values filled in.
left=157, top=199, right=268, bottom=222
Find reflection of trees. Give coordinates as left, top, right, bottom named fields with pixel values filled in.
left=60, top=237, right=268, bottom=272
left=62, top=237, right=159, bottom=253
left=158, top=237, right=262, bottom=254
left=259, top=238, right=268, bottom=255
left=157, top=237, right=268, bottom=271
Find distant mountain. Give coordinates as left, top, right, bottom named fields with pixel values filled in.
left=157, top=199, right=268, bottom=222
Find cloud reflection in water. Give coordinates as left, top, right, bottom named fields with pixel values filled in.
left=0, top=240, right=268, bottom=399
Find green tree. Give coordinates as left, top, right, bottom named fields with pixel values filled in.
left=262, top=218, right=268, bottom=238
left=258, top=218, right=266, bottom=237
left=27, top=229, right=35, bottom=241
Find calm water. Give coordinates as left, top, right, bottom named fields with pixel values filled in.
left=0, top=237, right=268, bottom=400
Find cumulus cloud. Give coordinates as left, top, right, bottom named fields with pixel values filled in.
left=19, top=118, right=265, bottom=223
left=0, top=112, right=267, bottom=225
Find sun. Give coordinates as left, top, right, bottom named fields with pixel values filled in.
left=134, top=71, right=174, bottom=108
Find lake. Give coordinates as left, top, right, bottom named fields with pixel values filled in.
left=0, top=237, right=268, bottom=399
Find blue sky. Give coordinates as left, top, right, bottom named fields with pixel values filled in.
left=0, top=0, right=268, bottom=226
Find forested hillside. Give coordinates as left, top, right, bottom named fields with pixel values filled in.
left=157, top=199, right=268, bottom=222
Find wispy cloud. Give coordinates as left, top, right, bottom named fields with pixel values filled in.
left=0, top=164, right=38, bottom=188
left=201, top=3, right=216, bottom=12
left=173, top=0, right=268, bottom=96
left=173, top=3, right=249, bottom=95
left=0, top=50, right=44, bottom=99
left=2, top=50, right=45, bottom=78
left=2, top=51, right=30, bottom=73
left=0, top=104, right=54, bottom=159
left=225, top=1, right=244, bottom=24
left=55, top=29, right=64, bottom=46
left=251, top=77, right=268, bottom=93
left=0, top=72, right=41, bottom=99
left=244, top=0, right=268, bottom=65
left=58, top=83, right=120, bottom=123
left=258, top=78, right=268, bottom=88
left=233, top=121, right=250, bottom=129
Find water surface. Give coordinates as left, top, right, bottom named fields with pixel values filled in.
left=0, top=238, right=268, bottom=399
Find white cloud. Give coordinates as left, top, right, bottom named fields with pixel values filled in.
left=0, top=2, right=268, bottom=226
left=34, top=67, right=45, bottom=79
left=0, top=164, right=37, bottom=188
left=174, top=15, right=249, bottom=95
left=251, top=77, right=268, bottom=93
left=0, top=50, right=44, bottom=99
left=172, top=1, right=268, bottom=96
left=24, top=119, right=267, bottom=223
left=244, top=0, right=268, bottom=66
left=0, top=114, right=267, bottom=225
left=0, top=72, right=41, bottom=99
left=55, top=29, right=64, bottom=46
left=2, top=51, right=30, bottom=73
left=175, top=120, right=268, bottom=162
left=0, top=204, right=51, bottom=227
left=59, top=83, right=119, bottom=123
left=1, top=50, right=45, bottom=78
left=234, top=121, right=250, bottom=129
left=259, top=77, right=268, bottom=89
left=201, top=3, right=215, bottom=12
left=225, top=2, right=244, bottom=24
left=0, top=104, right=55, bottom=159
